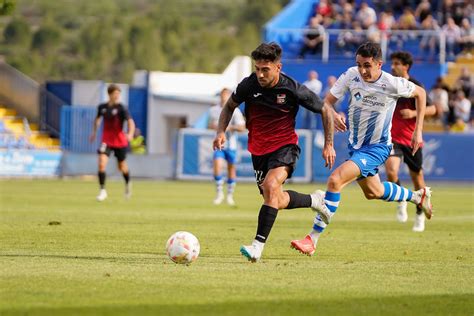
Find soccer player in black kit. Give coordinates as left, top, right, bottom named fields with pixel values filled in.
left=213, top=42, right=343, bottom=262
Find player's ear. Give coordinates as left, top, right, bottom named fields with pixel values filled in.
left=377, top=59, right=383, bottom=69
left=276, top=62, right=282, bottom=71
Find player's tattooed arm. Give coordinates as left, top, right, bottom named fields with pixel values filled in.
left=217, top=97, right=239, bottom=134
left=213, top=97, right=240, bottom=150
left=321, top=99, right=336, bottom=169
left=410, top=84, right=427, bottom=155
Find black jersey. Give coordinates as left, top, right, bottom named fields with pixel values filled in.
left=232, top=72, right=323, bottom=155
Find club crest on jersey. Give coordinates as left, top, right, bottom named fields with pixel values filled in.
left=112, top=108, right=118, bottom=115
left=276, top=94, right=286, bottom=104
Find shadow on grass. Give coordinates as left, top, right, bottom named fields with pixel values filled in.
left=1, top=294, right=472, bottom=316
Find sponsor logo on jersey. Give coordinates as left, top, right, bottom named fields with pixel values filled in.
left=276, top=94, right=286, bottom=104
left=354, top=92, right=362, bottom=101
left=352, top=76, right=360, bottom=82
left=253, top=93, right=262, bottom=98
left=361, top=158, right=367, bottom=166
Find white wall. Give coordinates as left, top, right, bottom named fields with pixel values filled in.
left=147, top=95, right=216, bottom=154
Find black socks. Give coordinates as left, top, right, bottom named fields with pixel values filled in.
left=98, top=171, right=106, bottom=189
left=285, top=190, right=312, bottom=209
left=255, top=205, right=278, bottom=243
left=123, top=172, right=130, bottom=184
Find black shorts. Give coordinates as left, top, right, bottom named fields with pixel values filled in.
left=252, top=144, right=300, bottom=194
left=390, top=142, right=423, bottom=173
left=97, top=143, right=127, bottom=162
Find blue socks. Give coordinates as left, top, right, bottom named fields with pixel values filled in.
left=381, top=181, right=413, bottom=202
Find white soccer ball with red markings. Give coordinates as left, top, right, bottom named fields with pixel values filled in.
left=166, top=231, right=200, bottom=264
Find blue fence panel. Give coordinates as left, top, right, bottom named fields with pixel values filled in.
left=40, top=87, right=70, bottom=137
left=61, top=106, right=100, bottom=153
left=128, top=87, right=147, bottom=139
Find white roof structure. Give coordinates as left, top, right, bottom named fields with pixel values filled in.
left=142, top=56, right=251, bottom=98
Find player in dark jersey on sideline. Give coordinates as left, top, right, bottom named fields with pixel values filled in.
left=213, top=42, right=343, bottom=262
left=387, top=51, right=436, bottom=232
left=89, top=84, right=135, bottom=201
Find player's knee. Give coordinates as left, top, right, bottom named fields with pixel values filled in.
left=327, top=173, right=343, bottom=191
left=385, top=168, right=396, bottom=180
left=261, top=179, right=280, bottom=197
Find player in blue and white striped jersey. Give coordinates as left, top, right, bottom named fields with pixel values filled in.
left=208, top=88, right=246, bottom=206
left=291, top=42, right=434, bottom=256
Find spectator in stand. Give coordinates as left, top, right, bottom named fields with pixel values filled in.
left=378, top=11, right=396, bottom=32
left=415, top=0, right=432, bottom=23
left=429, top=80, right=450, bottom=126
left=298, top=16, right=326, bottom=59
left=442, top=17, right=462, bottom=59
left=451, top=90, right=472, bottom=131
left=337, top=21, right=365, bottom=56
left=356, top=1, right=377, bottom=29
left=315, top=0, right=333, bottom=18
left=303, top=70, right=323, bottom=96
left=398, top=8, right=418, bottom=30
left=372, top=0, right=391, bottom=13
left=459, top=18, right=474, bottom=55
left=419, top=14, right=440, bottom=61
left=456, top=67, right=472, bottom=99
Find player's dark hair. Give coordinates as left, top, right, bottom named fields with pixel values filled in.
left=107, top=84, right=121, bottom=95
left=356, top=42, right=382, bottom=61
left=390, top=51, right=413, bottom=70
left=251, top=42, right=282, bottom=62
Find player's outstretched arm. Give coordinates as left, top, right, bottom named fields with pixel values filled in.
left=411, top=84, right=427, bottom=155
left=213, top=97, right=240, bottom=150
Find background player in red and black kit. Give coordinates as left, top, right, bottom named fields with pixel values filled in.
left=387, top=51, right=436, bottom=231
left=213, top=42, right=340, bottom=262
left=89, top=84, right=135, bottom=202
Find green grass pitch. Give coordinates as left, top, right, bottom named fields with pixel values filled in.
left=1, top=179, right=473, bottom=315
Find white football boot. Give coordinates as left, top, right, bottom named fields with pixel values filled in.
left=226, top=194, right=235, bottom=206
left=413, top=213, right=425, bottom=232
left=125, top=182, right=132, bottom=199
left=413, top=187, right=433, bottom=219
left=310, top=190, right=333, bottom=224
left=396, top=201, right=408, bottom=223
left=96, top=189, right=108, bottom=202
left=240, top=241, right=264, bottom=262
left=213, top=192, right=224, bottom=205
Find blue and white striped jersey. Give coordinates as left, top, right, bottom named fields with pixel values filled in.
left=330, top=67, right=416, bottom=150
left=208, top=105, right=245, bottom=150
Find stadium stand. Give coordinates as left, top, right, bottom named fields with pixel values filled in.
left=0, top=105, right=60, bottom=150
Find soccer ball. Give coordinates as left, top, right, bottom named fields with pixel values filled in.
left=165, top=231, right=200, bottom=264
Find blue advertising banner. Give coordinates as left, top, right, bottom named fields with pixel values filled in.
left=0, top=150, right=62, bottom=177
left=176, top=128, right=312, bottom=182
left=313, top=132, right=474, bottom=182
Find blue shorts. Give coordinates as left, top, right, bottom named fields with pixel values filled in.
left=349, top=144, right=392, bottom=178
left=213, top=149, right=237, bottom=164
